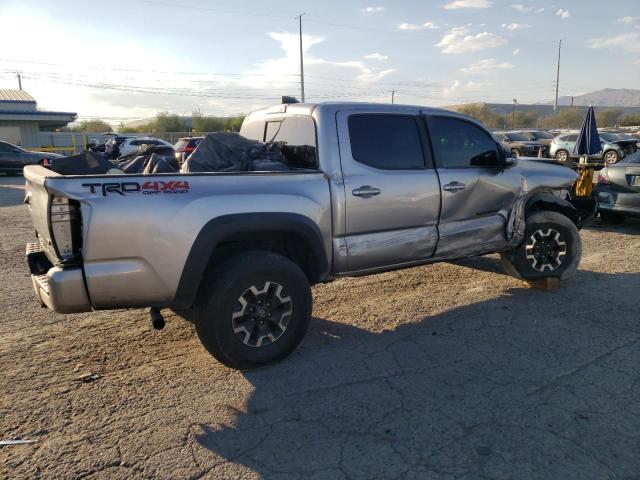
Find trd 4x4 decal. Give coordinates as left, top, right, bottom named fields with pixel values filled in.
left=82, top=180, right=190, bottom=196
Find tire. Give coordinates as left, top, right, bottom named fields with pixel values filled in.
left=500, top=211, right=582, bottom=281
left=555, top=149, right=569, bottom=163
left=194, top=251, right=312, bottom=370
left=511, top=148, right=522, bottom=157
left=600, top=211, right=625, bottom=224
left=603, top=150, right=620, bottom=165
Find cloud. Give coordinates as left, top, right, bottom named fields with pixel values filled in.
left=364, top=53, right=388, bottom=61
left=556, top=9, right=571, bottom=19
left=443, top=80, right=461, bottom=96
left=398, top=21, right=439, bottom=30
left=460, top=58, right=514, bottom=75
left=501, top=23, right=531, bottom=31
left=248, top=32, right=396, bottom=87
left=510, top=4, right=544, bottom=13
left=435, top=26, right=507, bottom=54
left=512, top=48, right=520, bottom=55
left=588, top=32, right=640, bottom=53
left=618, top=16, right=640, bottom=25
left=444, top=0, right=492, bottom=9
left=361, top=6, right=385, bottom=13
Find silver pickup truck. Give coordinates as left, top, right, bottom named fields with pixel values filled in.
left=24, top=102, right=592, bottom=369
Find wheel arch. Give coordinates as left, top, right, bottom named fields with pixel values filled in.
left=525, top=192, right=579, bottom=227
left=172, top=213, right=330, bottom=310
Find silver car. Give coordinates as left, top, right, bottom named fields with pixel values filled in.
left=594, top=151, right=640, bottom=222
left=550, top=132, right=637, bottom=165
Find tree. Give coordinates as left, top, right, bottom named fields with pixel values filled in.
left=539, top=108, right=585, bottom=129
left=224, top=116, right=245, bottom=132
left=619, top=114, right=640, bottom=127
left=69, top=120, right=113, bottom=132
left=452, top=103, right=503, bottom=129
left=513, top=111, right=539, bottom=128
left=192, top=112, right=226, bottom=132
left=150, top=112, right=187, bottom=132
left=595, top=109, right=623, bottom=127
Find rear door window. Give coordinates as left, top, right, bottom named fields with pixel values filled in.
left=428, top=116, right=500, bottom=168
left=264, top=116, right=318, bottom=169
left=347, top=114, right=425, bottom=170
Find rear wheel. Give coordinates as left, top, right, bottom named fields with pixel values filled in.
left=194, top=251, right=312, bottom=370
left=501, top=211, right=581, bottom=280
left=603, top=150, right=620, bottom=164
left=555, top=149, right=569, bottom=163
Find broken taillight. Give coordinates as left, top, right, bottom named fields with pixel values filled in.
left=597, top=168, right=610, bottom=184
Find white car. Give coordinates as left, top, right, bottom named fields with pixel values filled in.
left=119, top=137, right=174, bottom=156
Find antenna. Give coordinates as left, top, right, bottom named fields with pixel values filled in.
left=16, top=72, right=22, bottom=90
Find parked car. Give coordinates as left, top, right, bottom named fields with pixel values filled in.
left=0, top=141, right=62, bottom=175
left=119, top=137, right=174, bottom=156
left=593, top=151, right=640, bottom=223
left=550, top=131, right=637, bottom=165
left=513, top=130, right=555, bottom=150
left=23, top=102, right=594, bottom=369
left=174, top=136, right=204, bottom=165
left=493, top=131, right=547, bottom=157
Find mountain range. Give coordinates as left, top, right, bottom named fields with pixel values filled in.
left=548, top=88, right=640, bottom=107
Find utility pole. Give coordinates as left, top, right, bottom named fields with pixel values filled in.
left=512, top=98, right=517, bottom=129
left=298, top=13, right=306, bottom=103
left=554, top=39, right=562, bottom=112
left=391, top=89, right=395, bottom=104
left=16, top=72, right=22, bottom=90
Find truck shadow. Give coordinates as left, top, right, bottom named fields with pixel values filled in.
left=193, top=267, right=640, bottom=478
left=0, top=176, right=25, bottom=208
left=585, top=216, right=640, bottom=235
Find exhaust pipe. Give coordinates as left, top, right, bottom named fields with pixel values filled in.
left=150, top=307, right=165, bottom=330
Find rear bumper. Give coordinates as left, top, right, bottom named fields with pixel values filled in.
left=26, top=242, right=92, bottom=313
left=594, top=187, right=640, bottom=217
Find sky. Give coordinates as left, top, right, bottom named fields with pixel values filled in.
left=0, top=0, right=638, bottom=124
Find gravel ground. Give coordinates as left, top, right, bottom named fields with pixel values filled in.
left=1, top=174, right=639, bottom=480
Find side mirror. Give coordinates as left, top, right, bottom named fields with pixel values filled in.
left=503, top=156, right=518, bottom=168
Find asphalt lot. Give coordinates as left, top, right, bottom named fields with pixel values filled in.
left=1, top=173, right=639, bottom=479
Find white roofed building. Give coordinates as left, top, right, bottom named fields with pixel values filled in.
left=0, top=90, right=76, bottom=147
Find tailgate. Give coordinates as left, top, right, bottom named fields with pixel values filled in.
left=23, top=165, right=65, bottom=262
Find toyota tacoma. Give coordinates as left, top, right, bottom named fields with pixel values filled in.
left=23, top=102, right=594, bottom=369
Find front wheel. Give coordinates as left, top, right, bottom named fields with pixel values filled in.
left=603, top=150, right=620, bottom=165
left=194, top=251, right=312, bottom=370
left=555, top=149, right=569, bottom=163
left=501, top=211, right=582, bottom=280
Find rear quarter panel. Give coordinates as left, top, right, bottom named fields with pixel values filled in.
left=45, top=172, right=331, bottom=309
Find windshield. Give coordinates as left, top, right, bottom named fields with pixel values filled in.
left=599, top=133, right=622, bottom=142
left=505, top=133, right=529, bottom=141
left=529, top=131, right=554, bottom=140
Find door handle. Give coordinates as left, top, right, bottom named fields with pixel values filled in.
left=352, top=185, right=381, bottom=198
left=442, top=181, right=466, bottom=193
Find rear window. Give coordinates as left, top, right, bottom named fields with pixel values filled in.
left=348, top=114, right=425, bottom=170
left=530, top=131, right=554, bottom=140
left=505, top=133, right=529, bottom=141
left=263, top=116, right=318, bottom=169
left=559, top=134, right=578, bottom=142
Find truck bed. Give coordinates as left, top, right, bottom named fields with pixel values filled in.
left=23, top=165, right=332, bottom=311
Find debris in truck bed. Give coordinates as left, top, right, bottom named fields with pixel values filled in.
left=181, top=132, right=290, bottom=173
